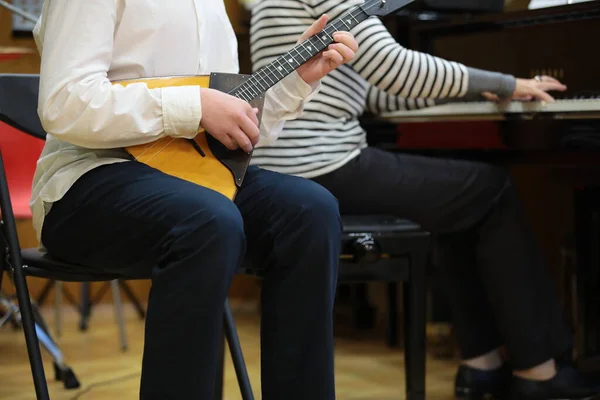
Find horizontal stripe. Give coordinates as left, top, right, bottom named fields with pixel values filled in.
left=250, top=0, right=469, bottom=177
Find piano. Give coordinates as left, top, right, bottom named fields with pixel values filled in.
left=379, top=97, right=600, bottom=123
left=364, top=0, right=600, bottom=365
left=377, top=0, right=600, bottom=124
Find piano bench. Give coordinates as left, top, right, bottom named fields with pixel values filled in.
left=340, top=214, right=430, bottom=399
left=241, top=215, right=430, bottom=400
left=339, top=213, right=429, bottom=329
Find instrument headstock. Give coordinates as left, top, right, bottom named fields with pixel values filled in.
left=362, top=0, right=415, bottom=16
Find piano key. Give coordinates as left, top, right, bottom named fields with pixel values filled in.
left=378, top=99, right=600, bottom=123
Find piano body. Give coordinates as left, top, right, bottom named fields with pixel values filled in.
left=365, top=0, right=600, bottom=363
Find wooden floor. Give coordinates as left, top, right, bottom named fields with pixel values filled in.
left=0, top=303, right=459, bottom=399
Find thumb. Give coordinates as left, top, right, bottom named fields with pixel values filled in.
left=298, top=14, right=328, bottom=43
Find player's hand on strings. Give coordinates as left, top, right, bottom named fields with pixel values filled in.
left=200, top=88, right=259, bottom=153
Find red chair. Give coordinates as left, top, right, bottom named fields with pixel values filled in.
left=0, top=121, right=44, bottom=219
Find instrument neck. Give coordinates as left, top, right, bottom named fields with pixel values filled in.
left=228, top=6, right=370, bottom=102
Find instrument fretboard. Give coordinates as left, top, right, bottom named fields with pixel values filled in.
left=229, top=7, right=370, bottom=102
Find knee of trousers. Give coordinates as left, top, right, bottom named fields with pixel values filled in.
left=163, top=200, right=246, bottom=272
left=476, top=164, right=515, bottom=210
left=470, top=163, right=512, bottom=195
left=435, top=164, right=513, bottom=232
left=293, top=181, right=343, bottom=239
left=464, top=164, right=514, bottom=225
left=275, top=181, right=342, bottom=287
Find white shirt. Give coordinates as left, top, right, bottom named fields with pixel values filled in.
left=30, top=0, right=318, bottom=245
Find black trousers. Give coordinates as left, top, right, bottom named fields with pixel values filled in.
left=42, top=162, right=341, bottom=399
left=312, top=146, right=572, bottom=370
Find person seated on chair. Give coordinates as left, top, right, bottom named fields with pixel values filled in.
left=30, top=0, right=358, bottom=398
left=248, top=0, right=600, bottom=398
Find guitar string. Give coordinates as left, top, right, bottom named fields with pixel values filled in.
left=131, top=137, right=171, bottom=159
left=139, top=137, right=177, bottom=164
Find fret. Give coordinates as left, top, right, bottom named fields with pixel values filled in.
left=306, top=36, right=328, bottom=54
left=293, top=45, right=312, bottom=63
left=265, top=59, right=287, bottom=82
left=329, top=20, right=348, bottom=33
left=339, top=18, right=352, bottom=30
left=291, top=47, right=307, bottom=63
left=283, top=51, right=301, bottom=69
left=317, top=30, right=333, bottom=44
left=253, top=78, right=270, bottom=94
left=258, top=68, right=276, bottom=86
left=271, top=59, right=287, bottom=78
left=242, top=80, right=259, bottom=98
left=349, top=13, right=361, bottom=25
left=229, top=5, right=370, bottom=100
left=256, top=73, right=270, bottom=89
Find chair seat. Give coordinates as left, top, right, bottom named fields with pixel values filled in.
left=18, top=215, right=427, bottom=283
left=341, top=215, right=422, bottom=234
left=20, top=248, right=142, bottom=282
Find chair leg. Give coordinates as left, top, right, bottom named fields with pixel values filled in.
left=403, top=252, right=427, bottom=400
left=31, top=304, right=80, bottom=389
left=119, top=280, right=146, bottom=319
left=34, top=279, right=55, bottom=306
left=0, top=153, right=49, bottom=398
left=11, top=270, right=50, bottom=400
left=0, top=290, right=19, bottom=329
left=54, top=281, right=62, bottom=336
left=214, top=332, right=225, bottom=400
left=110, top=280, right=128, bottom=351
left=79, top=282, right=91, bottom=331
left=223, top=298, right=254, bottom=400
left=386, top=282, right=398, bottom=347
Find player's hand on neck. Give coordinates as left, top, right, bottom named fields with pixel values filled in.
left=295, top=14, right=359, bottom=85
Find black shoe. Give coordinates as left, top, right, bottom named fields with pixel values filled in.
left=455, top=364, right=512, bottom=399
left=508, top=364, right=600, bottom=400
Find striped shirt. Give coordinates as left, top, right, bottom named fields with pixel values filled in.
left=249, top=0, right=515, bottom=178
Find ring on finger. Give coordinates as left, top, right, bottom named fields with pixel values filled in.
left=534, top=75, right=543, bottom=82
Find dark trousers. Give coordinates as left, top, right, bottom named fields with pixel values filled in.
left=42, top=162, right=341, bottom=399
left=312, top=146, right=572, bottom=370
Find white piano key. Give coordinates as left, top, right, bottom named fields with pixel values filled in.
left=378, top=99, right=600, bottom=123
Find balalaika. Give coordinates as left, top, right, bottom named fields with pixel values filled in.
left=112, top=0, right=415, bottom=200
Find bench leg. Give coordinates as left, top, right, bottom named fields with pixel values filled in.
left=404, top=251, right=427, bottom=400
left=353, top=283, right=376, bottom=330
left=386, top=282, right=398, bottom=347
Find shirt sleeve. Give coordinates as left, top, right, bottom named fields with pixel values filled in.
left=351, top=16, right=516, bottom=101
left=36, top=0, right=202, bottom=150
left=364, top=67, right=517, bottom=115
left=365, top=85, right=437, bottom=115
left=258, top=71, right=320, bottom=146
